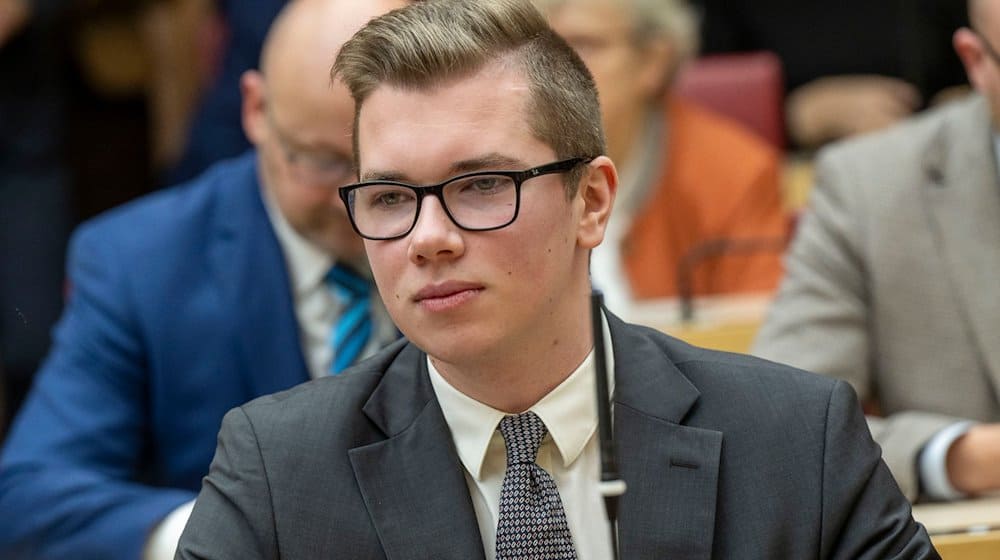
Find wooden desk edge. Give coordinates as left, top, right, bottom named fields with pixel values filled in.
left=930, top=530, right=1000, bottom=560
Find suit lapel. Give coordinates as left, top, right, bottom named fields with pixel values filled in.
left=922, top=97, right=1000, bottom=385
left=608, top=315, right=722, bottom=559
left=349, top=316, right=720, bottom=559
left=351, top=345, right=486, bottom=560
left=209, top=153, right=310, bottom=399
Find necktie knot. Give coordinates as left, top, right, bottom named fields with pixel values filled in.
left=495, top=411, right=577, bottom=559
left=326, top=263, right=370, bottom=298
left=499, top=412, right=548, bottom=466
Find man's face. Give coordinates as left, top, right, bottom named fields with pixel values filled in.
left=355, top=60, right=597, bottom=368
left=247, top=74, right=365, bottom=260
left=546, top=0, right=669, bottom=162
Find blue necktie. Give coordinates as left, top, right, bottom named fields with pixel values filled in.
left=326, top=263, right=373, bottom=374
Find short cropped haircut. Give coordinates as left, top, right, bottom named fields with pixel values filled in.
left=332, top=0, right=605, bottom=194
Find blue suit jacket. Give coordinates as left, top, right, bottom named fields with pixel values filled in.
left=0, top=152, right=310, bottom=559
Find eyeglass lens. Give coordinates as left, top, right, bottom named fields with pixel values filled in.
left=348, top=173, right=518, bottom=239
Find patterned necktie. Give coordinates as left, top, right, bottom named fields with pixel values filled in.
left=495, top=412, right=578, bottom=560
left=325, top=263, right=373, bottom=374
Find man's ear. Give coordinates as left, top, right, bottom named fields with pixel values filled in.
left=576, top=156, right=618, bottom=250
left=954, top=28, right=987, bottom=93
left=241, top=69, right=268, bottom=146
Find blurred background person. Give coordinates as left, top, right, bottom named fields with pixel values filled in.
left=0, top=1, right=405, bottom=557
left=698, top=0, right=969, bottom=149
left=1, top=0, right=224, bottom=436
left=535, top=0, right=788, bottom=314
left=754, top=0, right=999, bottom=503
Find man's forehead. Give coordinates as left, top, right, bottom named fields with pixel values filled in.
left=372, top=56, right=530, bottom=100
left=355, top=63, right=539, bottom=169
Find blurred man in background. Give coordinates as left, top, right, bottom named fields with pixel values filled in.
left=0, top=1, right=404, bottom=557
left=535, top=0, right=787, bottom=314
left=755, top=0, right=1000, bottom=502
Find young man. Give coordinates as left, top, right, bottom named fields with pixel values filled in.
left=177, top=1, right=937, bottom=558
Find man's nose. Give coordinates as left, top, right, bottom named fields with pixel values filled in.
left=407, top=195, right=465, bottom=263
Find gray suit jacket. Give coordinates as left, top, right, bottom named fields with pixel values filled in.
left=754, top=95, right=1000, bottom=500
left=177, top=315, right=936, bottom=559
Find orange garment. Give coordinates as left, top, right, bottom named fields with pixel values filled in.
left=622, top=97, right=786, bottom=299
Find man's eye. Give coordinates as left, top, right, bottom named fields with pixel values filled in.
left=459, top=176, right=509, bottom=195
left=372, top=189, right=413, bottom=207
left=471, top=179, right=497, bottom=192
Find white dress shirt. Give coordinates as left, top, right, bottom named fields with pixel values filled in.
left=428, top=315, right=617, bottom=560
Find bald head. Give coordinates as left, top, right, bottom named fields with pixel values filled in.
left=261, top=0, right=408, bottom=99
left=240, top=0, right=409, bottom=261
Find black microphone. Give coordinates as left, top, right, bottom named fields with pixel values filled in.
left=590, top=289, right=626, bottom=560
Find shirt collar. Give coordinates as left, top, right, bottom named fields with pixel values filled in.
left=428, top=312, right=616, bottom=480
left=261, top=184, right=332, bottom=295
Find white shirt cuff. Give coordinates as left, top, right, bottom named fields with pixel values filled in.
left=919, top=421, right=976, bottom=501
left=143, top=499, right=196, bottom=560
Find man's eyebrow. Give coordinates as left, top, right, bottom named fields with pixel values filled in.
left=359, top=169, right=407, bottom=182
left=451, top=153, right=525, bottom=174
left=360, top=153, right=527, bottom=183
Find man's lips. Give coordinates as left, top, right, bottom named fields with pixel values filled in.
left=413, top=281, right=484, bottom=302
left=413, top=281, right=484, bottom=312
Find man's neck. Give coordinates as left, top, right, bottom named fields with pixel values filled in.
left=429, top=294, right=595, bottom=413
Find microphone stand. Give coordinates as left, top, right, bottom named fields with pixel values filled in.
left=590, top=289, right=626, bottom=560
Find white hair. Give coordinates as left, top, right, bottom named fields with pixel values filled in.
left=534, top=0, right=700, bottom=64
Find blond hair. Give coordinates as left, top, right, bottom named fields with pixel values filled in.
left=332, top=0, right=605, bottom=193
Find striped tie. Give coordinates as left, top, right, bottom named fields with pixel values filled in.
left=326, top=263, right=373, bottom=374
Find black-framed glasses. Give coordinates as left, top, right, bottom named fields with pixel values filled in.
left=338, top=157, right=594, bottom=240
left=974, top=28, right=1000, bottom=66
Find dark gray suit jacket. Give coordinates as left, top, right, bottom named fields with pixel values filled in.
left=177, top=315, right=938, bottom=559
